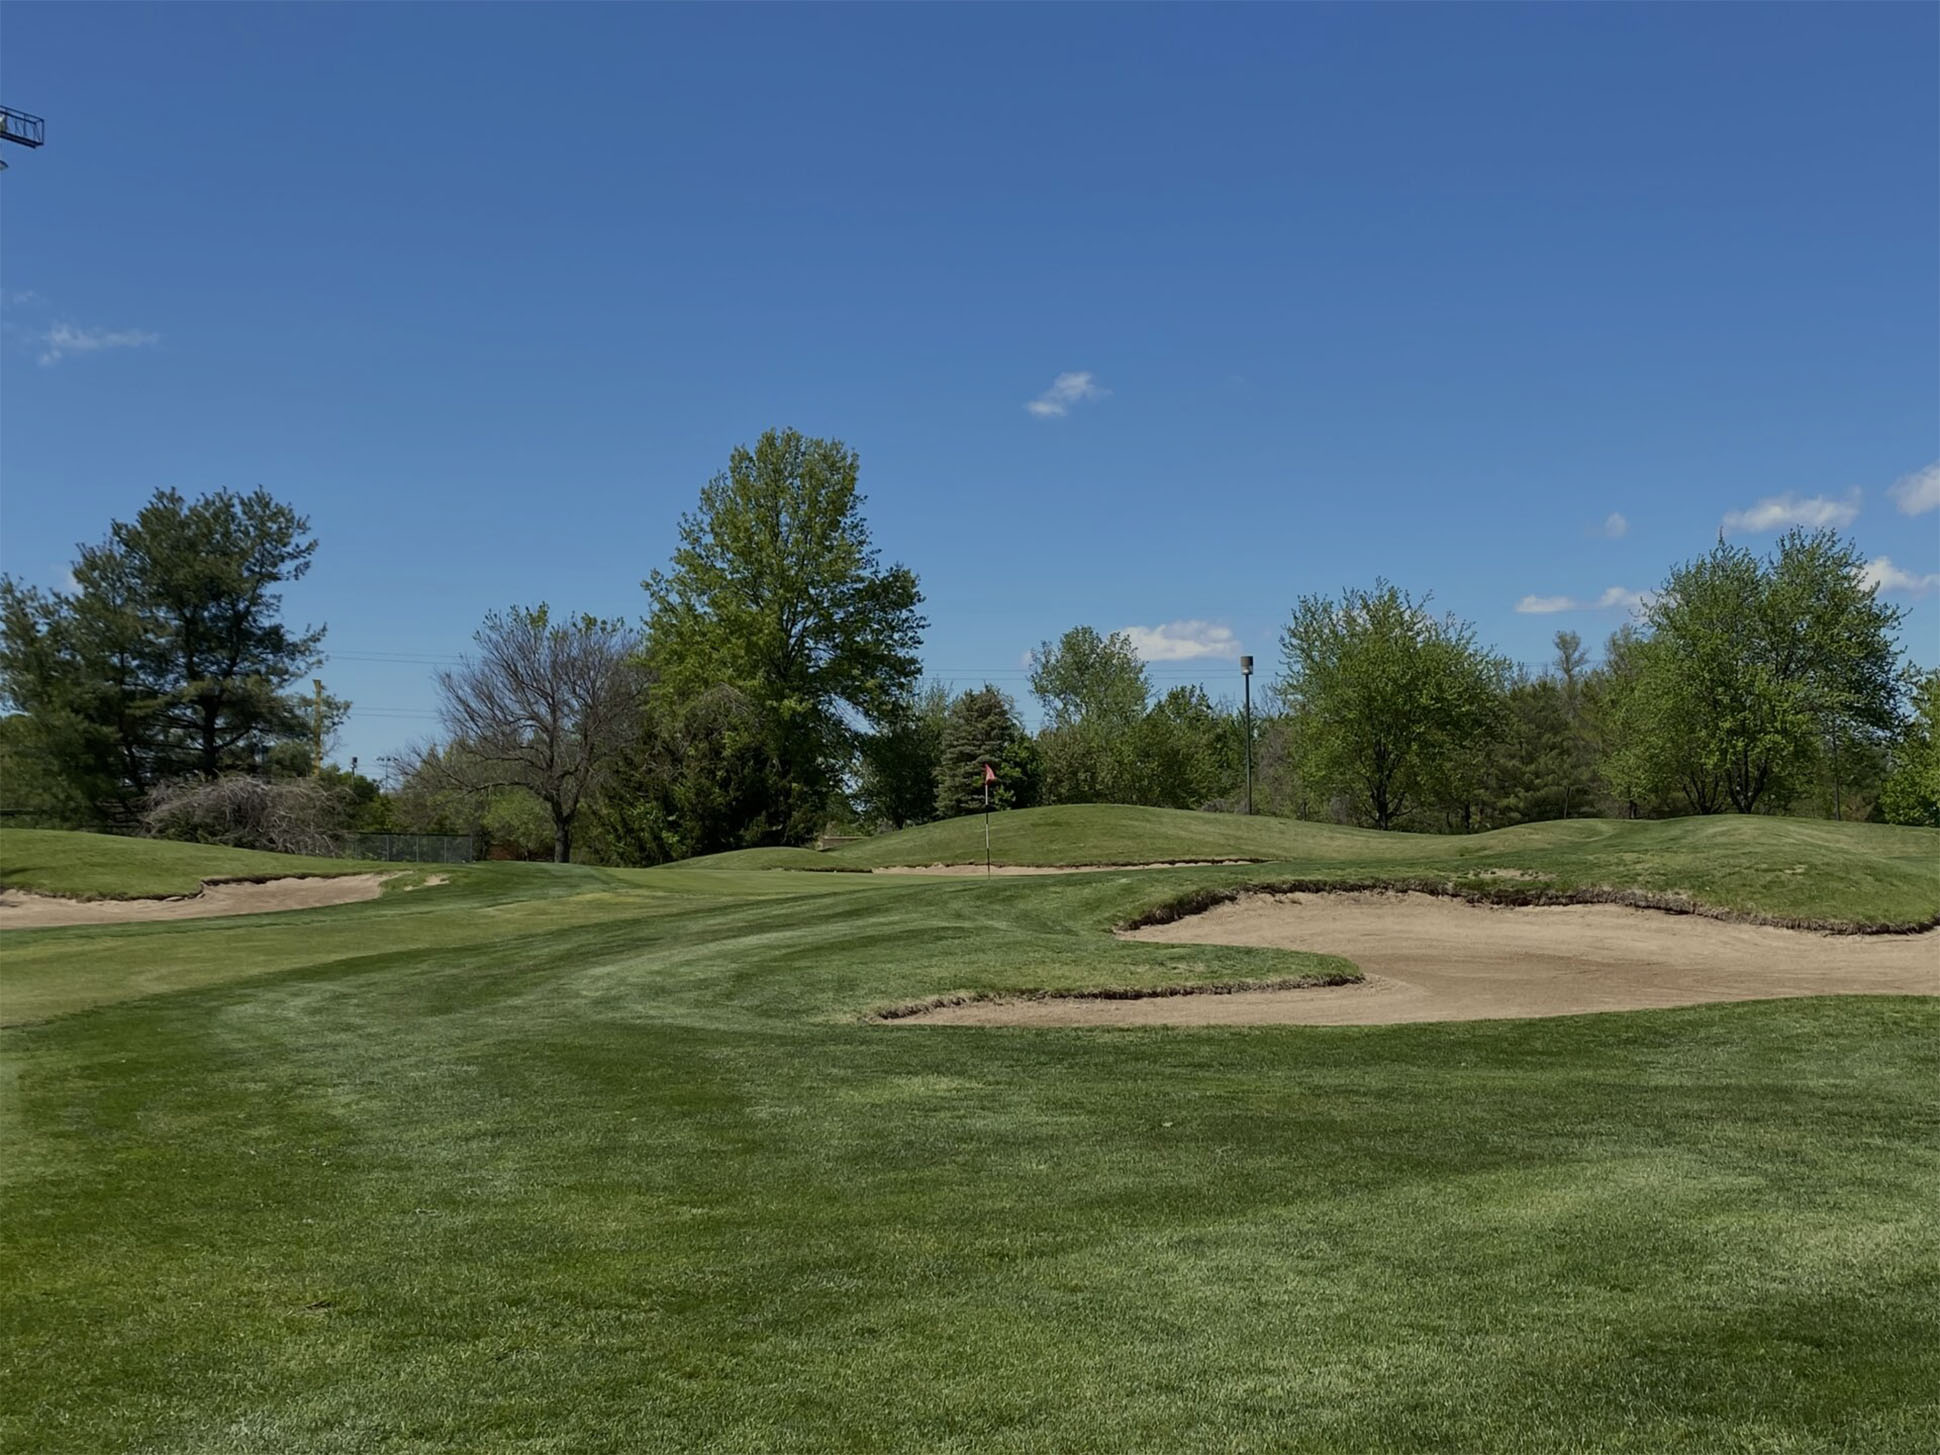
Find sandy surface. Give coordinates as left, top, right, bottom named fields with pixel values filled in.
left=873, top=860, right=1260, bottom=876
left=902, top=891, right=1938, bottom=1027
left=0, top=874, right=393, bottom=929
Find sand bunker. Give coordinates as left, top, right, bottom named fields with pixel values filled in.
left=0, top=874, right=393, bottom=930
left=873, top=860, right=1259, bottom=877
left=903, top=891, right=1938, bottom=1027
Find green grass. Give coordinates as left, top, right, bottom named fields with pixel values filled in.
left=728, top=805, right=1940, bottom=927
left=3, top=810, right=1937, bottom=1451
left=1, top=827, right=382, bottom=900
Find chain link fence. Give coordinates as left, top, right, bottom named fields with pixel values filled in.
left=344, top=832, right=477, bottom=864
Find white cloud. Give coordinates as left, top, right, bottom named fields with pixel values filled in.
left=1025, top=370, right=1109, bottom=418
left=1721, top=489, right=1860, bottom=534
left=1119, top=620, right=1241, bottom=662
left=1597, top=512, right=1628, bottom=539
left=1886, top=462, right=1940, bottom=517
left=1514, top=595, right=1576, bottom=615
left=1857, top=557, right=1940, bottom=597
left=37, top=321, right=161, bottom=366
left=1514, top=586, right=1645, bottom=615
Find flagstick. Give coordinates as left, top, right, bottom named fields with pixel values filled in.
left=984, top=776, right=991, bottom=877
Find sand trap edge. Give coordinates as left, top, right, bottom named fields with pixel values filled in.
left=1120, top=878, right=1940, bottom=938
left=869, top=970, right=1360, bottom=1023
left=0, top=873, right=399, bottom=929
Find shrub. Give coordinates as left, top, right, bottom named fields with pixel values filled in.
left=145, top=774, right=349, bottom=856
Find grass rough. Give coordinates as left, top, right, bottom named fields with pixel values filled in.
left=1, top=827, right=382, bottom=900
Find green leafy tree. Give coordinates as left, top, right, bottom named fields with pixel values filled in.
left=1591, top=624, right=1708, bottom=816
left=1125, top=685, right=1239, bottom=810
left=0, top=713, right=94, bottom=827
left=1876, top=668, right=1940, bottom=827
left=935, top=685, right=1039, bottom=818
left=386, top=748, right=553, bottom=858
left=1548, top=631, right=1601, bottom=818
left=1028, top=626, right=1150, bottom=804
left=1277, top=581, right=1507, bottom=830
left=1251, top=706, right=1325, bottom=820
left=310, top=761, right=391, bottom=831
left=857, top=682, right=950, bottom=830
left=0, top=488, right=327, bottom=825
left=592, top=685, right=790, bottom=864
left=1480, top=674, right=1573, bottom=827
left=1613, top=531, right=1905, bottom=815
left=387, top=743, right=486, bottom=837
left=643, top=429, right=925, bottom=846
left=1477, top=635, right=1605, bottom=828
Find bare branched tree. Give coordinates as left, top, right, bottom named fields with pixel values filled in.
left=427, top=606, right=642, bottom=863
left=146, top=774, right=347, bottom=857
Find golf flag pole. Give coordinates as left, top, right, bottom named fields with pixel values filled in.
left=983, top=762, right=996, bottom=876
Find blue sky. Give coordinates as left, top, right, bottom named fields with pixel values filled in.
left=4, top=3, right=1936, bottom=773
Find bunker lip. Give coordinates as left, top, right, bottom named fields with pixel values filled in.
left=871, top=971, right=1357, bottom=1023
left=0, top=873, right=398, bottom=929
left=889, top=889, right=1939, bottom=1028
left=1120, top=877, right=1940, bottom=937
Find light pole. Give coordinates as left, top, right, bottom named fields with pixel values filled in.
left=1240, top=655, right=1254, bottom=815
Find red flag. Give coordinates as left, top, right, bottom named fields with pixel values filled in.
left=983, top=763, right=997, bottom=784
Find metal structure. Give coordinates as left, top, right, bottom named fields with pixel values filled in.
left=0, top=105, right=45, bottom=170
left=1240, top=655, right=1254, bottom=815
left=0, top=105, right=45, bottom=148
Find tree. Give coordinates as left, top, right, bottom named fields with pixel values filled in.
left=1277, top=581, right=1506, bottom=830
left=1124, top=685, right=1239, bottom=810
left=1549, top=630, right=1600, bottom=818
left=1251, top=705, right=1325, bottom=821
left=0, top=488, right=327, bottom=825
left=1479, top=673, right=1573, bottom=827
left=1475, top=635, right=1605, bottom=829
left=425, top=605, right=641, bottom=863
left=591, top=685, right=790, bottom=865
left=1877, top=668, right=1940, bottom=827
left=935, top=685, right=1040, bottom=818
left=1028, top=626, right=1151, bottom=804
left=1618, top=531, right=1905, bottom=815
left=643, top=429, right=925, bottom=846
left=1592, top=624, right=1713, bottom=816
left=855, top=682, right=950, bottom=831
left=0, top=713, right=93, bottom=828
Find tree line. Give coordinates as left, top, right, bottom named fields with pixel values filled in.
left=4, top=430, right=1936, bottom=860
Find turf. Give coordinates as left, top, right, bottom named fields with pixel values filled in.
left=0, top=827, right=382, bottom=900
left=3, top=812, right=1937, bottom=1452
left=729, top=806, right=1940, bottom=927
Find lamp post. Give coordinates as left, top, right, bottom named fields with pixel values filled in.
left=1240, top=655, right=1254, bottom=816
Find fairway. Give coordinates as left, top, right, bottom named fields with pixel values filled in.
left=4, top=810, right=1938, bottom=1452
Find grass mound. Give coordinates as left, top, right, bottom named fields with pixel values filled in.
left=697, top=805, right=1940, bottom=927
left=697, top=804, right=1407, bottom=871
left=0, top=827, right=383, bottom=901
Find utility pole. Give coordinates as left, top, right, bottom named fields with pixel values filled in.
left=312, top=680, right=326, bottom=777
left=1240, top=655, right=1254, bottom=815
